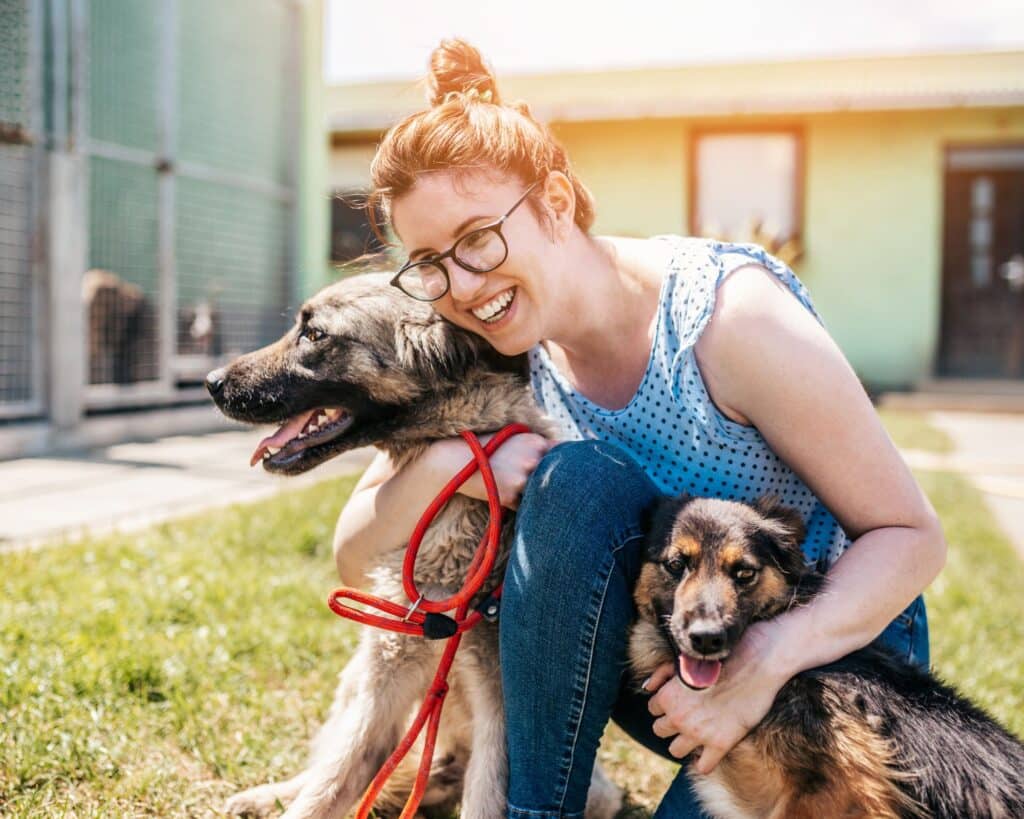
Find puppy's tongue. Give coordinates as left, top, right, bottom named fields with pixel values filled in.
left=249, top=409, right=317, bottom=467
left=677, top=655, right=722, bottom=690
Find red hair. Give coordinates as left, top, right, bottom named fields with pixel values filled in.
left=367, top=38, right=596, bottom=244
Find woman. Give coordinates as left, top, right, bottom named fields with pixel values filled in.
left=333, top=38, right=946, bottom=818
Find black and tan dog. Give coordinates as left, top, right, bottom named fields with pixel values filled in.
left=629, top=493, right=1024, bottom=819
left=206, top=273, right=622, bottom=819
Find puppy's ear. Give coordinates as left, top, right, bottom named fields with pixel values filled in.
left=751, top=494, right=807, bottom=580
left=642, top=493, right=694, bottom=560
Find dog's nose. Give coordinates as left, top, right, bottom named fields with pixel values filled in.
left=205, top=367, right=226, bottom=396
left=689, top=629, right=726, bottom=656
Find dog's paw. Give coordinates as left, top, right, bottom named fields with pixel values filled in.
left=223, top=784, right=287, bottom=817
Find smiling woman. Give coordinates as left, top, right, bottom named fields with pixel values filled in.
left=331, top=37, right=948, bottom=819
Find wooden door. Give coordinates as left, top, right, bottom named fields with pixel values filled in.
left=938, top=146, right=1024, bottom=379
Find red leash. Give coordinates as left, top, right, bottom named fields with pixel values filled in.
left=327, top=423, right=530, bottom=819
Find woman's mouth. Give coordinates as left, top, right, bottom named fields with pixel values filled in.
left=470, top=287, right=516, bottom=325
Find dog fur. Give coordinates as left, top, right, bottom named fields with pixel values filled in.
left=629, top=493, right=1024, bottom=819
left=209, top=273, right=623, bottom=819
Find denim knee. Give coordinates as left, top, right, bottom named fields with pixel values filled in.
left=509, top=440, right=661, bottom=588
left=501, top=440, right=662, bottom=815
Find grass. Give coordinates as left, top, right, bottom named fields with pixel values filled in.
left=877, top=407, right=955, bottom=454
left=2, top=413, right=1021, bottom=816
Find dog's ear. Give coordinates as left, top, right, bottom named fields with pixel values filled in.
left=642, top=493, right=694, bottom=560
left=750, top=494, right=807, bottom=580
left=395, top=315, right=479, bottom=381
left=397, top=315, right=526, bottom=381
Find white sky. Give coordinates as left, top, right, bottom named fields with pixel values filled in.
left=324, top=0, right=1024, bottom=84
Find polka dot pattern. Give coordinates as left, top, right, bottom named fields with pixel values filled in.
left=528, top=235, right=852, bottom=569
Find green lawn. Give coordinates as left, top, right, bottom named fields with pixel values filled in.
left=2, top=416, right=1022, bottom=817
left=877, top=408, right=955, bottom=454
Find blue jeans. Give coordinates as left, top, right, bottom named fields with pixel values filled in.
left=499, top=440, right=930, bottom=818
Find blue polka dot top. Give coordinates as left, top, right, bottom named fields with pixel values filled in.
left=528, top=235, right=852, bottom=569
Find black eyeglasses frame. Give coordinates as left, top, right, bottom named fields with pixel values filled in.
left=389, top=179, right=541, bottom=302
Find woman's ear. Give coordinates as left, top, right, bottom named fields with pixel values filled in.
left=540, top=170, right=576, bottom=242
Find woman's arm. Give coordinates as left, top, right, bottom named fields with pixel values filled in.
left=332, top=433, right=552, bottom=587
left=647, top=263, right=947, bottom=772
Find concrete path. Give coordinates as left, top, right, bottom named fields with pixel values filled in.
left=900, top=411, right=1024, bottom=560
left=0, top=426, right=374, bottom=552
left=3, top=409, right=1023, bottom=558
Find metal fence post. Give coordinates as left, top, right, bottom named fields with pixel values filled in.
left=46, top=0, right=87, bottom=432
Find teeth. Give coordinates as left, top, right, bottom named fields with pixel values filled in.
left=471, top=288, right=514, bottom=322
left=317, top=412, right=327, bottom=425
left=267, top=446, right=280, bottom=455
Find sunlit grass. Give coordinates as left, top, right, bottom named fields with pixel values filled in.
left=878, top=407, right=955, bottom=453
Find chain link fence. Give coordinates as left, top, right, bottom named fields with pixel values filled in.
left=83, top=0, right=298, bottom=400
left=0, top=0, right=302, bottom=427
left=0, top=0, right=41, bottom=416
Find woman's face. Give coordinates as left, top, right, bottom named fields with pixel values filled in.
left=389, top=170, right=565, bottom=356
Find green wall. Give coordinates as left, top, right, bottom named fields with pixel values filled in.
left=297, top=0, right=329, bottom=303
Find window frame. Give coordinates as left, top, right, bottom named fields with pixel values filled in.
left=687, top=125, right=807, bottom=245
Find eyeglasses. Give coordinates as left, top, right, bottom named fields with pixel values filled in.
left=390, top=180, right=540, bottom=302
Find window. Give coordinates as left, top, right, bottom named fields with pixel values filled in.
left=690, top=130, right=804, bottom=248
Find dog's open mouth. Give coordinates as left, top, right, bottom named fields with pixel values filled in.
left=676, top=654, right=723, bottom=690
left=658, top=610, right=725, bottom=690
left=249, top=407, right=354, bottom=468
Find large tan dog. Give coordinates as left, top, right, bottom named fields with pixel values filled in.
left=207, top=273, right=623, bottom=819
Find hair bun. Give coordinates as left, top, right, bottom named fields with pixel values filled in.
left=426, top=38, right=501, bottom=107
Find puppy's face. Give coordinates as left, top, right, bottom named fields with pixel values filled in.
left=207, top=273, right=516, bottom=474
left=635, top=495, right=808, bottom=689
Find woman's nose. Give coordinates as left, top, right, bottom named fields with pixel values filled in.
left=447, top=261, right=486, bottom=303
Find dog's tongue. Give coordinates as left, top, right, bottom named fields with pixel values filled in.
left=677, top=655, right=722, bottom=690
left=249, top=410, right=316, bottom=467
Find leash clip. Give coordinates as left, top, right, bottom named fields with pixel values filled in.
left=402, top=594, right=425, bottom=623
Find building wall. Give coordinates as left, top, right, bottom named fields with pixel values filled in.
left=554, top=106, right=1024, bottom=389
left=297, top=0, right=329, bottom=302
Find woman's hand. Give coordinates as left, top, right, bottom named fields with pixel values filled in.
left=429, top=432, right=555, bottom=509
left=646, top=619, right=790, bottom=774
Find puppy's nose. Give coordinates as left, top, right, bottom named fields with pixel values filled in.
left=205, top=367, right=226, bottom=396
left=689, top=629, right=726, bottom=656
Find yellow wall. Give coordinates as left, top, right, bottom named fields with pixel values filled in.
left=554, top=107, right=1024, bottom=388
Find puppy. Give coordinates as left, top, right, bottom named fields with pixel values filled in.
left=208, top=273, right=623, bottom=819
left=629, top=493, right=1024, bottom=819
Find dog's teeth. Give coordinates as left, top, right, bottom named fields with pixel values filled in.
left=267, top=446, right=280, bottom=455
left=317, top=413, right=328, bottom=425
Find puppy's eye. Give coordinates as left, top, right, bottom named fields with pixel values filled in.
left=662, top=556, right=689, bottom=578
left=734, top=567, right=758, bottom=585
left=299, top=326, right=326, bottom=344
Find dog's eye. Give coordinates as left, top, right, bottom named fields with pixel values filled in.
left=662, top=556, right=689, bottom=578
left=734, top=567, right=758, bottom=585
left=299, top=326, right=326, bottom=344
